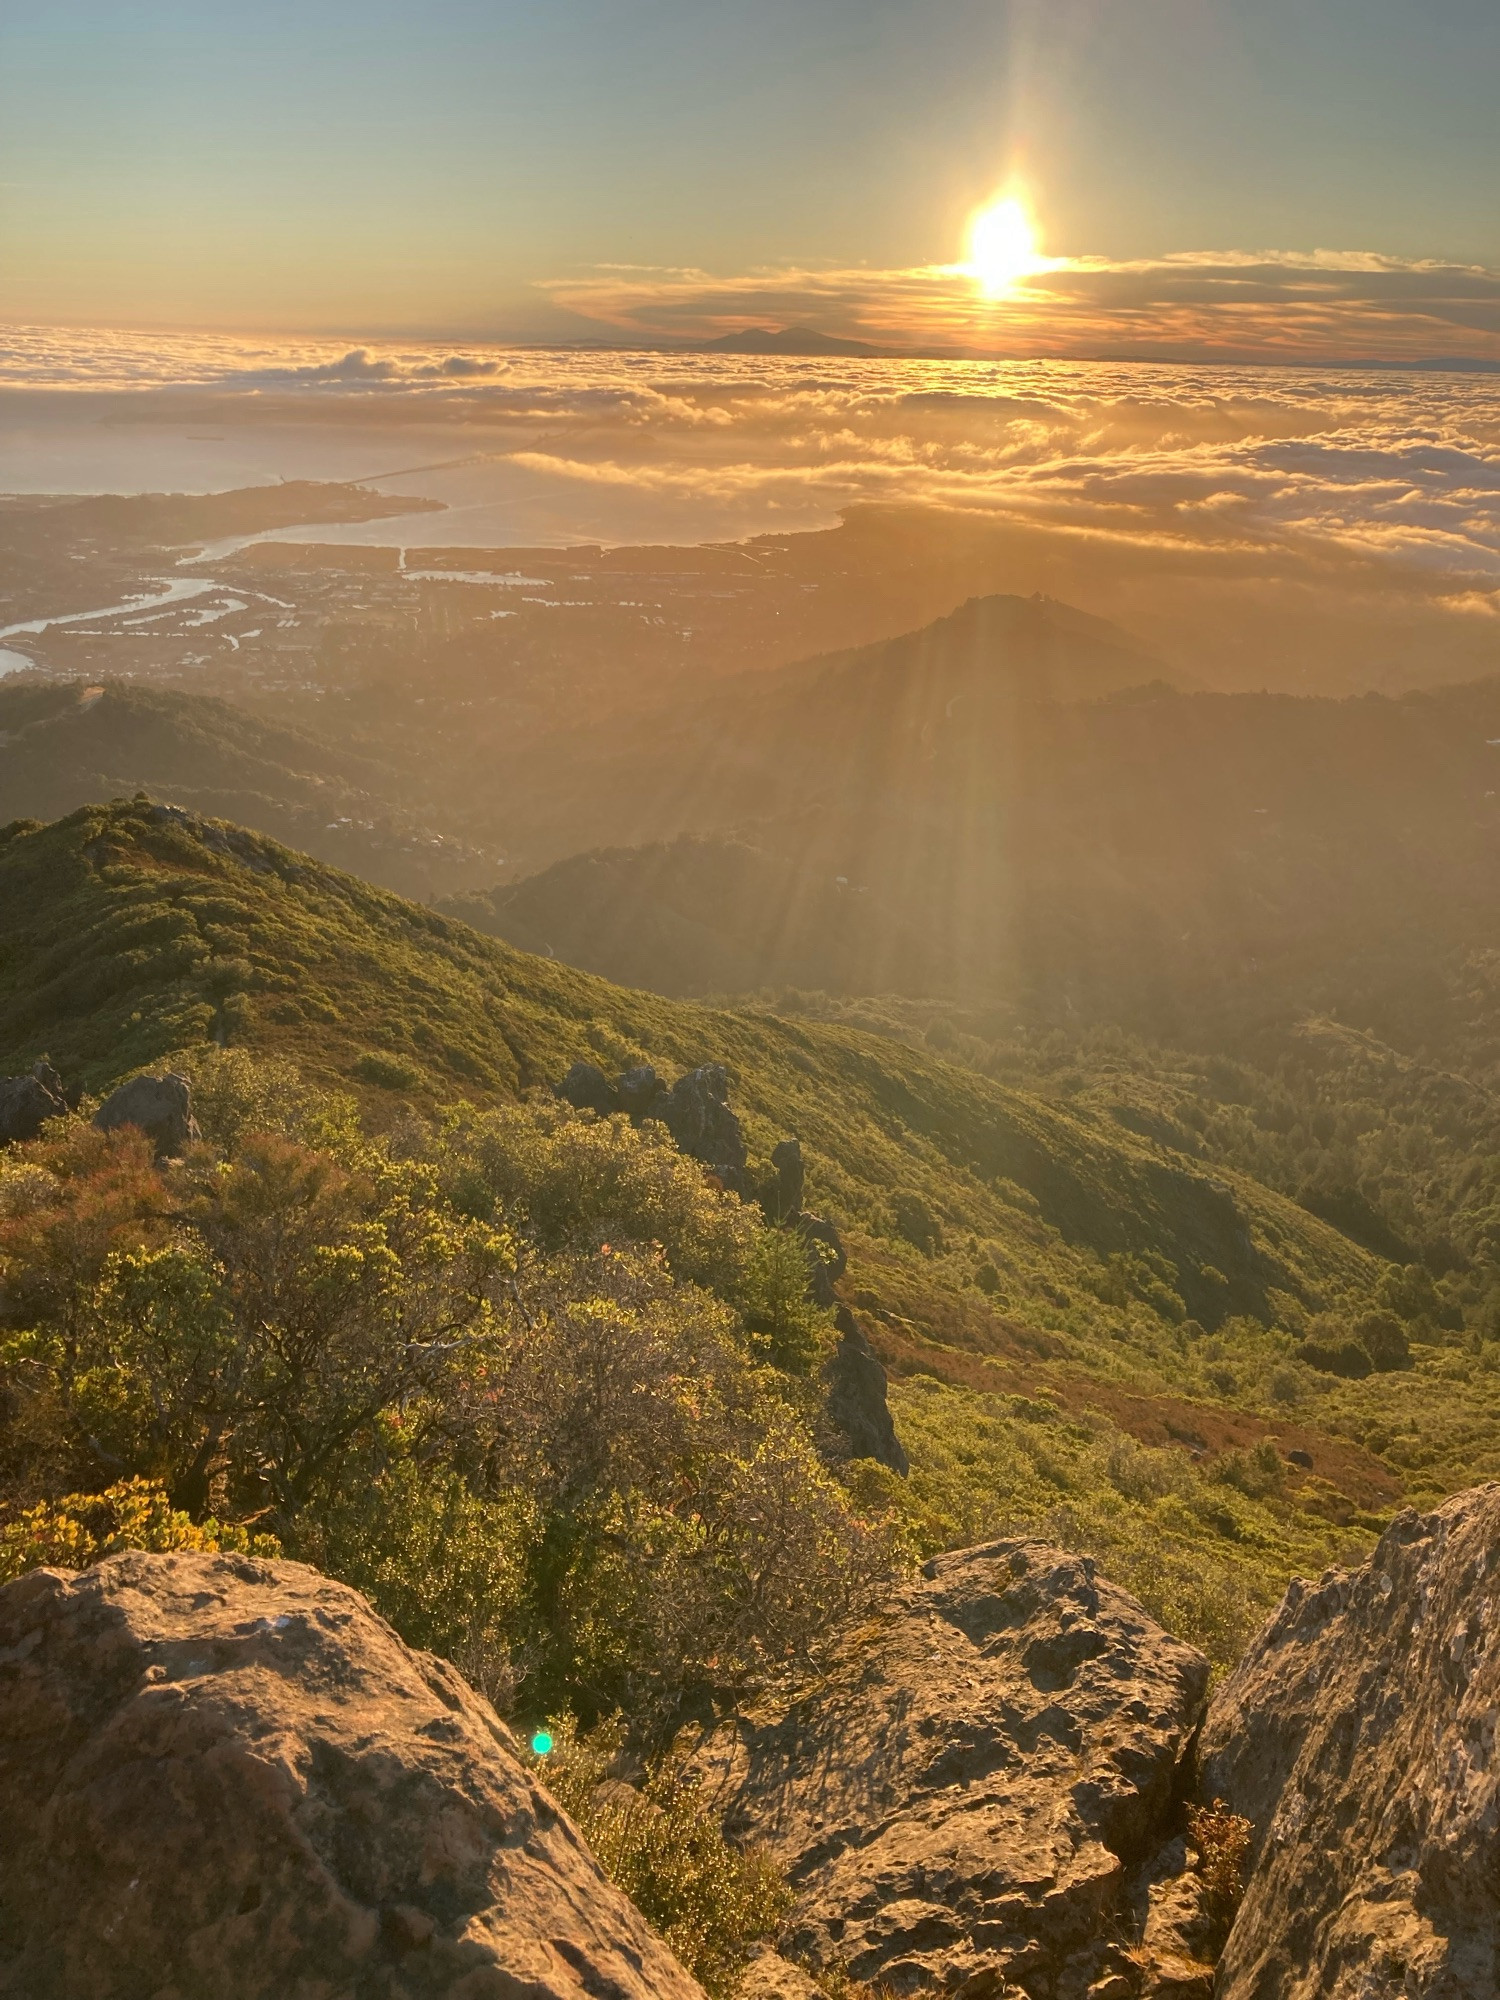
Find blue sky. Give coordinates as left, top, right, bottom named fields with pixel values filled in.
left=3, top=1, right=1499, bottom=335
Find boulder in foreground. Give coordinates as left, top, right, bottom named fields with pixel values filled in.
left=93, top=1070, right=199, bottom=1157
left=0, top=1550, right=704, bottom=2000
left=1201, top=1483, right=1500, bottom=2000
left=679, top=1540, right=1210, bottom=1996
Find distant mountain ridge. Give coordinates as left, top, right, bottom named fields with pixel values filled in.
left=0, top=680, right=483, bottom=902
left=697, top=326, right=891, bottom=357
left=450, top=626, right=1500, bottom=1054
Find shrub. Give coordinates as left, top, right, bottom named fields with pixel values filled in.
left=0, top=1476, right=277, bottom=1583
left=1295, top=1336, right=1372, bottom=1379
left=0, top=1096, right=905, bottom=1734
left=1210, top=1440, right=1285, bottom=1500
left=1186, top=1797, right=1253, bottom=1950
left=172, top=1045, right=359, bottom=1154
left=739, top=1224, right=829, bottom=1374
left=523, top=1720, right=791, bottom=1998
left=1354, top=1310, right=1411, bottom=1373
left=438, top=1102, right=757, bottom=1294
left=892, top=1193, right=943, bottom=1257
left=486, top=1251, right=904, bottom=1722
left=352, top=1051, right=425, bottom=1092
left=1268, top=1365, right=1303, bottom=1404
left=292, top=1460, right=528, bottom=1710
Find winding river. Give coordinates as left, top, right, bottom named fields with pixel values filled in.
left=0, top=577, right=219, bottom=676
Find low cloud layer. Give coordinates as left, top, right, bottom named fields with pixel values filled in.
left=3, top=322, right=1500, bottom=689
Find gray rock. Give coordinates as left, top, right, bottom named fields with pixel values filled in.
left=556, top=1060, right=622, bottom=1116
left=1200, top=1483, right=1500, bottom=2000
left=93, top=1072, right=200, bottom=1157
left=0, top=1060, right=67, bottom=1146
left=763, top=1138, right=805, bottom=1224
left=617, top=1063, right=668, bottom=1121
left=660, top=1063, right=746, bottom=1174
left=0, top=1551, right=704, bottom=2000
left=823, top=1306, right=908, bottom=1474
left=798, top=1212, right=846, bottom=1305
left=679, top=1540, right=1209, bottom=1998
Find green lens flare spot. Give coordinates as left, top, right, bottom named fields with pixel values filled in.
left=531, top=1729, right=554, bottom=1757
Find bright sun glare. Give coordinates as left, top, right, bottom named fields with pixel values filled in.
left=965, top=193, right=1045, bottom=297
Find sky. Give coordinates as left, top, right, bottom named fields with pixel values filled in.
left=4, top=1, right=1500, bottom=358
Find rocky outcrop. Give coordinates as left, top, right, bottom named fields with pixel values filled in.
left=556, top=1059, right=621, bottom=1117
left=0, top=1550, right=704, bottom=2000
left=798, top=1212, right=847, bottom=1306
left=1200, top=1484, right=1500, bottom=2000
left=556, top=1059, right=750, bottom=1190
left=763, top=1138, right=805, bottom=1224
left=660, top=1063, right=748, bottom=1179
left=680, top=1540, right=1210, bottom=1998
left=617, top=1062, right=667, bottom=1122
left=94, top=1071, right=199, bottom=1157
left=736, top=1946, right=824, bottom=1998
left=823, top=1306, right=908, bottom=1475
left=0, top=1058, right=67, bottom=1145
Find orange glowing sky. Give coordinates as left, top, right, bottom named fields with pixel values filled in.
left=3, top=2, right=1500, bottom=362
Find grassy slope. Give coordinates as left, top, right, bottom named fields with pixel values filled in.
left=3, top=800, right=1447, bottom=1659
left=0, top=801, right=1374, bottom=1320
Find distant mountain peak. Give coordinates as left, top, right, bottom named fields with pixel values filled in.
left=698, top=327, right=889, bottom=358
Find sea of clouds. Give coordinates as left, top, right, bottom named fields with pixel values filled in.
left=3, top=323, right=1500, bottom=687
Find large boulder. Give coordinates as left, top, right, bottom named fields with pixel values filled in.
left=1200, top=1484, right=1500, bottom=2000
left=0, top=1059, right=67, bottom=1145
left=822, top=1306, right=908, bottom=1475
left=660, top=1063, right=747, bottom=1176
left=679, top=1540, right=1210, bottom=1997
left=761, top=1139, right=805, bottom=1225
left=616, top=1063, right=669, bottom=1122
left=93, top=1071, right=200, bottom=1158
left=555, top=1060, right=621, bottom=1117
left=0, top=1551, right=704, bottom=2000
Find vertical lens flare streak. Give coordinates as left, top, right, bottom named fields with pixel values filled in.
left=965, top=193, right=1046, bottom=298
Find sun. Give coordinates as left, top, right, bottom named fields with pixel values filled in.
left=964, top=192, right=1045, bottom=297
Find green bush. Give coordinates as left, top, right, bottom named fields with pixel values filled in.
left=739, top=1224, right=829, bottom=1374
left=1296, top=1335, right=1372, bottom=1379
left=0, top=1073, right=907, bottom=1733
left=892, top=1193, right=943, bottom=1257
left=0, top=1476, right=278, bottom=1583
left=524, top=1720, right=791, bottom=1998
left=1354, top=1310, right=1411, bottom=1373
left=352, top=1050, right=425, bottom=1091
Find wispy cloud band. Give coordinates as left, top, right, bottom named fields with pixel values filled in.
left=549, top=250, right=1500, bottom=365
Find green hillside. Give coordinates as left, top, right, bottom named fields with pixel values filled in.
left=0, top=798, right=1375, bottom=1329
left=9, top=800, right=1499, bottom=1670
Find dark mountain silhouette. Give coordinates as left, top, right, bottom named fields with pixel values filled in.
left=698, top=326, right=889, bottom=357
